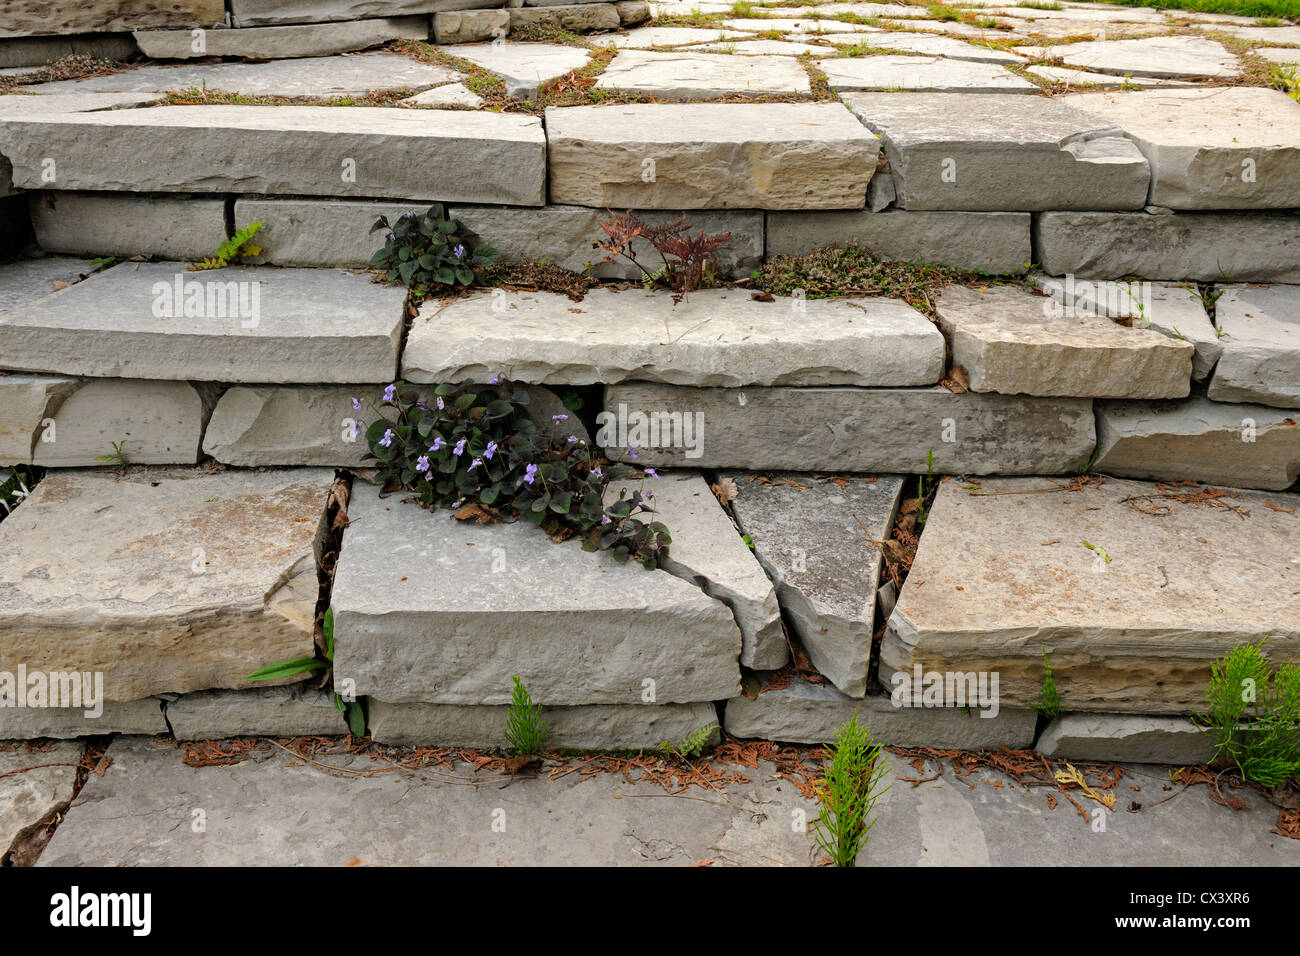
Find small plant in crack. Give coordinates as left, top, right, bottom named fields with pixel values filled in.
left=811, top=712, right=891, bottom=867
left=1031, top=645, right=1061, bottom=719
left=505, top=675, right=549, bottom=755
left=247, top=608, right=365, bottom=737
left=594, top=211, right=731, bottom=304
left=93, top=439, right=130, bottom=468
left=190, top=221, right=263, bottom=271
left=370, top=203, right=500, bottom=291
left=658, top=723, right=720, bottom=761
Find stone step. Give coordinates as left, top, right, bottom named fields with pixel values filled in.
left=0, top=262, right=406, bottom=383
left=0, top=0, right=222, bottom=38
left=446, top=42, right=590, bottom=99
left=881, top=477, right=1300, bottom=715
left=166, top=687, right=346, bottom=740
left=30, top=193, right=228, bottom=263
left=134, top=17, right=431, bottom=60
left=0, top=699, right=168, bottom=740
left=229, top=0, right=503, bottom=29
left=1037, top=713, right=1215, bottom=765
left=0, top=256, right=96, bottom=313
left=402, top=288, right=945, bottom=388
left=818, top=56, right=1037, bottom=94
left=203, top=384, right=373, bottom=467
left=1206, top=284, right=1300, bottom=410
left=0, top=105, right=546, bottom=205
left=594, top=50, right=811, bottom=100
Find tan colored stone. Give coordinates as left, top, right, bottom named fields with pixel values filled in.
left=0, top=0, right=223, bottom=39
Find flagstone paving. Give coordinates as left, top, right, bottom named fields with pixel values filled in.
left=595, top=50, right=812, bottom=98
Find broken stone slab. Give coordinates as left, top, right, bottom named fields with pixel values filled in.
left=867, top=171, right=895, bottom=212
left=451, top=204, right=763, bottom=279
left=606, top=471, right=787, bottom=670
left=331, top=489, right=742, bottom=705
left=133, top=17, right=431, bottom=59
left=602, top=383, right=1096, bottom=473
left=595, top=50, right=811, bottom=99
left=1064, top=88, right=1300, bottom=211
left=819, top=56, right=1037, bottom=93
left=509, top=3, right=621, bottom=32
left=0, top=257, right=94, bottom=314
left=0, top=105, right=546, bottom=205
left=234, top=198, right=426, bottom=267
left=434, top=9, right=510, bottom=43
left=724, top=474, right=902, bottom=697
left=405, top=82, right=484, bottom=108
left=1037, top=714, right=1215, bottom=765
left=1094, top=396, right=1300, bottom=492
left=230, top=0, right=499, bottom=27
left=766, top=209, right=1031, bottom=274
left=1206, top=284, right=1300, bottom=410
left=881, top=477, right=1300, bottom=715
left=0, top=263, right=406, bottom=383
left=1027, top=35, right=1240, bottom=78
left=724, top=674, right=1038, bottom=748
left=369, top=699, right=720, bottom=749
left=935, top=284, right=1193, bottom=398
left=1029, top=275, right=1220, bottom=380
left=0, top=374, right=79, bottom=464
left=402, top=288, right=944, bottom=387
left=30, top=193, right=228, bottom=262
left=443, top=42, right=589, bottom=98
left=546, top=102, right=877, bottom=210
left=1035, top=211, right=1300, bottom=283
left=0, top=0, right=223, bottom=38
left=0, top=468, right=334, bottom=702
left=0, top=699, right=167, bottom=740
left=598, top=26, right=756, bottom=48
left=841, top=92, right=1149, bottom=211
left=203, top=384, right=373, bottom=466
left=0, top=741, right=83, bottom=862
left=166, top=686, right=346, bottom=739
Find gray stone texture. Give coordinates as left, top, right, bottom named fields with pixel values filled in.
left=1037, top=713, right=1216, bottom=765
left=0, top=256, right=94, bottom=314
left=510, top=3, right=621, bottom=33
left=444, top=42, right=589, bottom=98
left=0, top=699, right=167, bottom=739
left=231, top=0, right=499, bottom=26
left=1206, top=284, right=1300, bottom=410
left=203, top=384, right=374, bottom=466
left=434, top=9, right=511, bottom=42
left=166, top=686, right=346, bottom=739
left=234, top=198, right=424, bottom=267
left=819, top=56, right=1037, bottom=93
left=133, top=17, right=431, bottom=59
left=30, top=193, right=228, bottom=261
left=0, top=34, right=137, bottom=69
left=0, top=0, right=223, bottom=38
left=0, top=741, right=83, bottom=862
left=595, top=50, right=811, bottom=99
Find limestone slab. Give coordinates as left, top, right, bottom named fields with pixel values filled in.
left=133, top=17, right=431, bottom=59
left=0, top=92, right=163, bottom=119
left=0, top=263, right=406, bottom=383
left=725, top=475, right=903, bottom=697
left=331, top=489, right=742, bottom=705
left=444, top=42, right=589, bottom=98
left=1094, top=396, right=1300, bottom=491
left=1037, top=714, right=1215, bottom=765
left=602, top=383, right=1096, bottom=473
left=598, top=27, right=756, bottom=47
left=607, top=472, right=786, bottom=669
left=509, top=3, right=621, bottom=32
left=721, top=17, right=877, bottom=33
left=404, top=82, right=483, bottom=107
left=1255, top=48, right=1300, bottom=66
left=166, top=687, right=346, bottom=739
left=1025, top=35, right=1240, bottom=78
left=614, top=0, right=650, bottom=25
left=0, top=257, right=94, bottom=314
left=0, top=468, right=333, bottom=702
left=686, top=39, right=829, bottom=55
left=30, top=378, right=203, bottom=466
left=231, top=0, right=498, bottom=26
left=1065, top=88, right=1300, bottom=211
left=434, top=9, right=510, bottom=43
left=0, top=742, right=82, bottom=861
left=836, top=31, right=1023, bottom=63
left=1207, top=284, right=1300, bottom=410
left=0, top=374, right=80, bottom=464
left=369, top=699, right=720, bottom=749
left=0, top=0, right=223, bottom=38
left=935, top=284, right=1193, bottom=398
left=203, top=384, right=373, bottom=466
left=0, top=105, right=546, bottom=205
left=403, top=288, right=944, bottom=387
left=595, top=50, right=811, bottom=99
left=1212, top=25, right=1300, bottom=44
left=881, top=477, right=1300, bottom=714
left=546, top=102, right=878, bottom=209
left=30, top=193, right=228, bottom=261
left=0, top=34, right=137, bottom=70
left=820, top=56, right=1036, bottom=93
left=0, top=699, right=167, bottom=739
left=234, top=197, right=425, bottom=267
left=1025, top=65, right=1185, bottom=87
left=842, top=92, right=1150, bottom=211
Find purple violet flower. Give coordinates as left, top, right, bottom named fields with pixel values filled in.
left=523, top=463, right=538, bottom=485
left=351, top=397, right=361, bottom=412
left=453, top=438, right=467, bottom=456
left=379, top=428, right=394, bottom=448
left=383, top=384, right=397, bottom=403
left=430, top=437, right=445, bottom=452
left=416, top=455, right=430, bottom=473
left=485, top=440, right=498, bottom=460
left=468, top=457, right=482, bottom=473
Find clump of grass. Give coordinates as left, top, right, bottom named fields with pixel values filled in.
left=1098, top=0, right=1300, bottom=19
left=811, top=713, right=891, bottom=867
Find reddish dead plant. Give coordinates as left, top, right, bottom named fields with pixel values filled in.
left=595, top=211, right=732, bottom=304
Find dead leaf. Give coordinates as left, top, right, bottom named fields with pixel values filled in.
left=454, top=502, right=500, bottom=523
left=750, top=291, right=774, bottom=302
left=939, top=365, right=970, bottom=393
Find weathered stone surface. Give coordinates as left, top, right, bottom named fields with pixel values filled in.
left=614, top=1, right=650, bottom=26
left=881, top=478, right=1300, bottom=715
left=510, top=3, right=621, bottom=33
left=1065, top=88, right=1300, bottom=210
left=1212, top=25, right=1300, bottom=44
left=600, top=26, right=754, bottom=47
left=331, top=489, right=742, bottom=705
left=1024, top=66, right=1185, bottom=87
left=30, top=378, right=203, bottom=467
left=545, top=103, right=878, bottom=210
left=722, top=17, right=877, bottom=33
left=820, top=56, right=1037, bottom=93
left=602, top=383, right=1096, bottom=473
left=231, top=0, right=498, bottom=27
left=1029, top=36, right=1240, bottom=78
left=842, top=92, right=1149, bottom=211
left=0, top=257, right=93, bottom=313
left=595, top=50, right=811, bottom=99
left=1094, top=396, right=1300, bottom=491
left=841, top=32, right=1023, bottom=63
left=203, top=385, right=372, bottom=466
left=0, top=374, right=79, bottom=464
left=434, top=9, right=510, bottom=43
left=0, top=699, right=167, bottom=739
left=935, top=285, right=1193, bottom=398
left=369, top=699, right=720, bottom=748
left=0, top=92, right=161, bottom=118
left=405, top=82, right=483, bottom=107
left=0, top=34, right=137, bottom=69
left=1038, top=714, right=1215, bottom=765
left=724, top=474, right=900, bottom=697
left=133, top=17, right=431, bottom=59
left=0, top=468, right=333, bottom=702
left=0, top=263, right=406, bottom=383
left=0, top=741, right=82, bottom=860
left=30, top=193, right=227, bottom=261
left=725, top=674, right=1037, bottom=748
left=1035, top=211, right=1300, bottom=283
left=404, top=288, right=944, bottom=387
left=607, top=472, right=786, bottom=669
left=766, top=210, right=1031, bottom=274
left=867, top=170, right=895, bottom=211
left=444, top=42, right=589, bottom=98
left=0, top=0, right=223, bottom=38
left=167, top=687, right=345, bottom=739
left=1207, top=284, right=1300, bottom=410
left=1, top=105, right=546, bottom=205
left=687, top=39, right=829, bottom=55
left=234, top=198, right=423, bottom=267
left=1256, top=48, right=1300, bottom=65
left=452, top=204, right=763, bottom=279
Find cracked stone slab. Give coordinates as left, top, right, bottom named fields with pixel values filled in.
left=1206, top=284, right=1300, bottom=410
left=935, top=284, right=1193, bottom=398
left=1064, top=88, right=1300, bottom=211
left=0, top=699, right=167, bottom=739
left=0, top=257, right=95, bottom=314
left=724, top=474, right=904, bottom=697
left=167, top=687, right=346, bottom=739
left=443, top=42, right=590, bottom=98
left=1037, top=713, right=1215, bottom=765
left=30, top=193, right=228, bottom=262
left=725, top=673, right=1037, bottom=748
left=607, top=471, right=787, bottom=669
left=133, top=17, right=431, bottom=59
left=0, top=263, right=406, bottom=383
left=331, top=488, right=742, bottom=705
left=545, top=102, right=878, bottom=210
left=203, top=384, right=374, bottom=466
left=841, top=92, right=1150, bottom=211
left=721, top=17, right=877, bottom=33
left=1016, top=35, right=1240, bottom=78
left=0, top=92, right=164, bottom=117
left=403, top=288, right=944, bottom=387
left=0, top=1, right=223, bottom=39
left=602, top=383, right=1095, bottom=473
left=880, top=477, right=1300, bottom=715
left=1094, top=396, right=1300, bottom=491
left=369, top=698, right=720, bottom=749
left=0, top=741, right=82, bottom=862
left=0, top=468, right=334, bottom=702
left=598, top=26, right=756, bottom=47
left=595, top=50, right=811, bottom=99
left=821, top=56, right=1037, bottom=93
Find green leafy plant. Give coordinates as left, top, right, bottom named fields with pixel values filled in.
left=247, top=608, right=365, bottom=737
left=916, top=448, right=935, bottom=527
left=93, top=439, right=129, bottom=467
left=658, top=723, right=719, bottom=761
left=1193, top=640, right=1300, bottom=787
left=505, top=675, right=549, bottom=755
left=1031, top=645, right=1061, bottom=718
left=0, top=465, right=39, bottom=519
left=369, top=203, right=499, bottom=289
left=811, top=712, right=891, bottom=867
left=191, top=221, right=264, bottom=271
left=361, top=380, right=671, bottom=568
left=89, top=256, right=116, bottom=272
